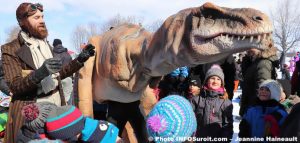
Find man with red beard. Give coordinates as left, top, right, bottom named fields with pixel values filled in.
left=1, top=3, right=95, bottom=142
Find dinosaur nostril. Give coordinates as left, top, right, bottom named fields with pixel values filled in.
left=253, top=16, right=263, bottom=21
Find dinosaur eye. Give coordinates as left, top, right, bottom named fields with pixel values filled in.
left=205, top=15, right=213, bottom=19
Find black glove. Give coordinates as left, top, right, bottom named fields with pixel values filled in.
left=32, top=57, right=62, bottom=83
left=77, top=44, right=95, bottom=63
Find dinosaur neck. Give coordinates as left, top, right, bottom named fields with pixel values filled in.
left=142, top=36, right=193, bottom=77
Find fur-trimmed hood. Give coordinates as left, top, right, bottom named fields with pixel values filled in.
left=261, top=44, right=278, bottom=59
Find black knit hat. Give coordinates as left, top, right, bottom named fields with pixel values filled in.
left=53, top=39, right=62, bottom=47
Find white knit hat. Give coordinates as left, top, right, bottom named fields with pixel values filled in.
left=259, top=79, right=282, bottom=101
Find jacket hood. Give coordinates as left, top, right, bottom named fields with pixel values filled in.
left=261, top=45, right=278, bottom=59
left=53, top=45, right=67, bottom=53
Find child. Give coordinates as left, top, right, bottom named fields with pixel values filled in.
left=17, top=102, right=121, bottom=143
left=146, top=95, right=197, bottom=142
left=17, top=102, right=57, bottom=142
left=239, top=79, right=288, bottom=138
left=45, top=105, right=121, bottom=142
left=190, top=64, right=233, bottom=141
left=186, top=79, right=201, bottom=101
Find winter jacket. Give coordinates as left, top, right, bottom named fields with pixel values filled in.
left=239, top=100, right=288, bottom=138
left=191, top=89, right=233, bottom=141
left=291, top=60, right=300, bottom=96
left=281, top=103, right=300, bottom=139
left=240, top=55, right=279, bottom=116
left=0, top=61, right=10, bottom=95
left=53, top=44, right=74, bottom=103
left=1, top=32, right=84, bottom=142
left=52, top=44, right=72, bottom=66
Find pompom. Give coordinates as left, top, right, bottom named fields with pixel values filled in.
left=21, top=103, right=40, bottom=121
left=147, top=115, right=167, bottom=133
left=211, top=64, right=222, bottom=70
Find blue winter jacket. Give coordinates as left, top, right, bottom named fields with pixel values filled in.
left=239, top=100, right=288, bottom=138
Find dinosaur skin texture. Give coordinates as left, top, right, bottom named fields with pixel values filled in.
left=78, top=2, right=273, bottom=116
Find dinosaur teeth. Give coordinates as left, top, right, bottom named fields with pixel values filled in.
left=225, top=34, right=229, bottom=40
left=250, top=36, right=253, bottom=42
left=237, top=36, right=241, bottom=41
left=230, top=36, right=234, bottom=41
left=256, top=35, right=261, bottom=43
left=262, top=34, right=266, bottom=40
left=242, top=36, right=246, bottom=40
left=220, top=34, right=224, bottom=39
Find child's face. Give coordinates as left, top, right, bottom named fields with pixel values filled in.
left=207, top=76, right=222, bottom=90
left=258, top=86, right=271, bottom=101
left=189, top=85, right=200, bottom=96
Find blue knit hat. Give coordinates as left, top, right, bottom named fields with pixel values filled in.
left=169, top=68, right=180, bottom=77
left=179, top=66, right=189, bottom=78
left=146, top=95, right=197, bottom=142
left=81, top=117, right=119, bottom=143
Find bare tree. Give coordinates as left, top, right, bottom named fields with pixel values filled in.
left=271, top=0, right=300, bottom=66
left=71, top=15, right=162, bottom=53
left=5, top=25, right=20, bottom=43
left=71, top=25, right=89, bottom=53
left=100, top=14, right=144, bottom=33
left=87, top=22, right=101, bottom=38
left=71, top=22, right=102, bottom=53
left=145, top=19, right=164, bottom=33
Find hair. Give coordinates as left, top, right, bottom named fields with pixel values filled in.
left=219, top=92, right=229, bottom=99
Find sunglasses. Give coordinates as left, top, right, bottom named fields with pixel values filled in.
left=22, top=3, right=43, bottom=19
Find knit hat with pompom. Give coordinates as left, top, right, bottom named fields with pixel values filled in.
left=146, top=95, right=197, bottom=141
left=21, top=102, right=57, bottom=131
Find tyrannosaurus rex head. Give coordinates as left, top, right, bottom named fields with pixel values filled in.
left=146, top=2, right=273, bottom=69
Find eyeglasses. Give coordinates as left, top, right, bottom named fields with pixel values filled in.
left=22, top=3, right=43, bottom=19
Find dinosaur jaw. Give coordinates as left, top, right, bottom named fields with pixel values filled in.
left=190, top=31, right=273, bottom=56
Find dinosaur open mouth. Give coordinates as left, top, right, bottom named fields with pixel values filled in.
left=193, top=32, right=272, bottom=44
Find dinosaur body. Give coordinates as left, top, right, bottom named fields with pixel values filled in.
left=78, top=2, right=273, bottom=117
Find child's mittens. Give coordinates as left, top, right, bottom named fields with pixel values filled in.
left=264, top=115, right=280, bottom=137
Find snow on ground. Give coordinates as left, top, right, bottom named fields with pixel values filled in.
left=231, top=89, right=242, bottom=143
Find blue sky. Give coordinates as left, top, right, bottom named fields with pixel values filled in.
left=0, top=0, right=280, bottom=52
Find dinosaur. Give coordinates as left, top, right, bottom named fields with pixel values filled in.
left=77, top=2, right=273, bottom=141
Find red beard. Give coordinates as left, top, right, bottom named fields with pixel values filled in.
left=22, top=20, right=48, bottom=39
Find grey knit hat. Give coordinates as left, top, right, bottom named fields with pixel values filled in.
left=204, top=64, right=225, bottom=86
left=259, top=79, right=282, bottom=101
left=21, top=102, right=57, bottom=131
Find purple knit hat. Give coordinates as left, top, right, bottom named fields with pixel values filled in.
left=146, top=95, right=197, bottom=141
